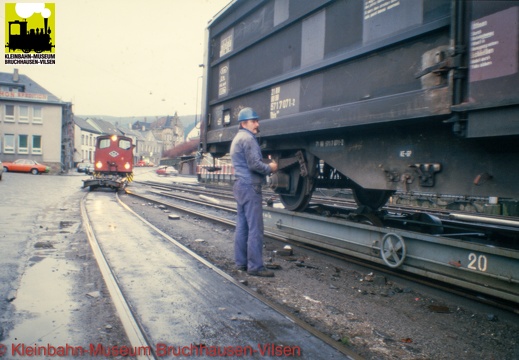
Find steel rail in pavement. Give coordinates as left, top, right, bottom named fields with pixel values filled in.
left=120, top=190, right=362, bottom=359
left=81, top=196, right=156, bottom=360
left=126, top=187, right=519, bottom=311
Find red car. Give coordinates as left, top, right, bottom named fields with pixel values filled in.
left=2, top=159, right=50, bottom=175
left=156, top=166, right=178, bottom=176
left=137, top=160, right=155, bottom=167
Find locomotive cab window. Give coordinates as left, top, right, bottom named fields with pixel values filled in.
left=98, top=139, right=111, bottom=149
left=119, top=139, right=131, bottom=150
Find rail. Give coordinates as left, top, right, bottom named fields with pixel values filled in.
left=128, top=182, right=519, bottom=309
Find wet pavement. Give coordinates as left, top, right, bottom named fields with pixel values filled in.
left=0, top=173, right=80, bottom=342
left=0, top=169, right=354, bottom=359
left=0, top=171, right=129, bottom=357
left=85, top=187, right=350, bottom=358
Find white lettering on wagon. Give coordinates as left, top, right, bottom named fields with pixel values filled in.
left=467, top=253, right=488, bottom=272
left=270, top=80, right=300, bottom=118
left=315, top=140, right=344, bottom=147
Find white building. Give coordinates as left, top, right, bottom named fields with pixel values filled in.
left=73, top=117, right=101, bottom=164
left=0, top=69, right=70, bottom=172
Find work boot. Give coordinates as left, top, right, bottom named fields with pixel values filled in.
left=247, top=268, right=274, bottom=277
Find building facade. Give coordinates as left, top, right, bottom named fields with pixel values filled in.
left=138, top=131, right=162, bottom=166
left=73, top=117, right=101, bottom=165
left=149, top=113, right=184, bottom=152
left=2, top=69, right=195, bottom=172
left=0, top=69, right=69, bottom=172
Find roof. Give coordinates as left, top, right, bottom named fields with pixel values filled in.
left=150, top=114, right=183, bottom=130
left=74, top=116, right=101, bottom=134
left=132, top=120, right=151, bottom=131
left=75, top=116, right=159, bottom=141
left=86, top=118, right=123, bottom=135
left=118, top=127, right=146, bottom=140
left=0, top=70, right=64, bottom=104
left=143, top=130, right=161, bottom=142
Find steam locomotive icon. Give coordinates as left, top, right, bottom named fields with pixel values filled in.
left=5, top=18, right=54, bottom=53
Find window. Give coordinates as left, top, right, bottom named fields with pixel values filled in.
left=4, top=134, right=15, bottom=153
left=99, top=138, right=111, bottom=149
left=33, top=106, right=42, bottom=124
left=18, top=134, right=28, bottom=154
left=119, top=139, right=131, bottom=150
left=5, top=105, right=15, bottom=122
left=32, top=135, right=42, bottom=154
left=19, top=106, right=29, bottom=123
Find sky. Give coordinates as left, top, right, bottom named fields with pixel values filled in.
left=2, top=0, right=231, bottom=117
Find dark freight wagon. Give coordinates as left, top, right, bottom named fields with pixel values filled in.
left=200, top=0, right=519, bottom=212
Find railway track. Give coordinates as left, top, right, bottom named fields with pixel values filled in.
left=81, top=190, right=359, bottom=359
left=80, top=196, right=153, bottom=359
left=137, top=179, right=519, bottom=250
left=129, top=180, right=519, bottom=311
left=139, top=180, right=519, bottom=239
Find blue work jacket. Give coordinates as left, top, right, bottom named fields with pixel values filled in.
left=230, top=128, right=271, bottom=185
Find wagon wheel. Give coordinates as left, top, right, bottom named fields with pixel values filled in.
left=380, top=233, right=406, bottom=268
left=279, top=176, right=313, bottom=211
left=279, top=167, right=313, bottom=211
left=352, top=187, right=393, bottom=210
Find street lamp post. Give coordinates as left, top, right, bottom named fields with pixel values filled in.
left=195, top=75, right=203, bottom=127
left=195, top=64, right=205, bottom=128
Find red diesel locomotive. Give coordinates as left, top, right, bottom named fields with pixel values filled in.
left=83, top=134, right=134, bottom=191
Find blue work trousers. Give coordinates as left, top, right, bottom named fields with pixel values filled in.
left=233, top=180, right=264, bottom=272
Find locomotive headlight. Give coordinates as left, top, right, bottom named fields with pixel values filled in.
left=111, top=135, right=118, bottom=142
left=96, top=161, right=103, bottom=169
left=124, top=162, right=130, bottom=170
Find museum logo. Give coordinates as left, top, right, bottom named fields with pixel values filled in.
left=4, top=3, right=56, bottom=65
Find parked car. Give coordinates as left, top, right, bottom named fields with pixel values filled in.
left=0, top=160, right=3, bottom=180
left=137, top=160, right=155, bottom=167
left=2, top=159, right=50, bottom=175
left=77, top=161, right=94, bottom=174
left=156, top=166, right=178, bottom=176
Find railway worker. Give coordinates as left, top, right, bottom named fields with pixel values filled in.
left=230, top=107, right=278, bottom=277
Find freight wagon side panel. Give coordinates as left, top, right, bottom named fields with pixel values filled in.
left=459, top=2, right=519, bottom=137
left=201, top=0, right=519, bottom=204
left=202, top=0, right=453, bottom=153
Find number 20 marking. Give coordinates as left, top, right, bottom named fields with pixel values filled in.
left=467, top=253, right=488, bottom=272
